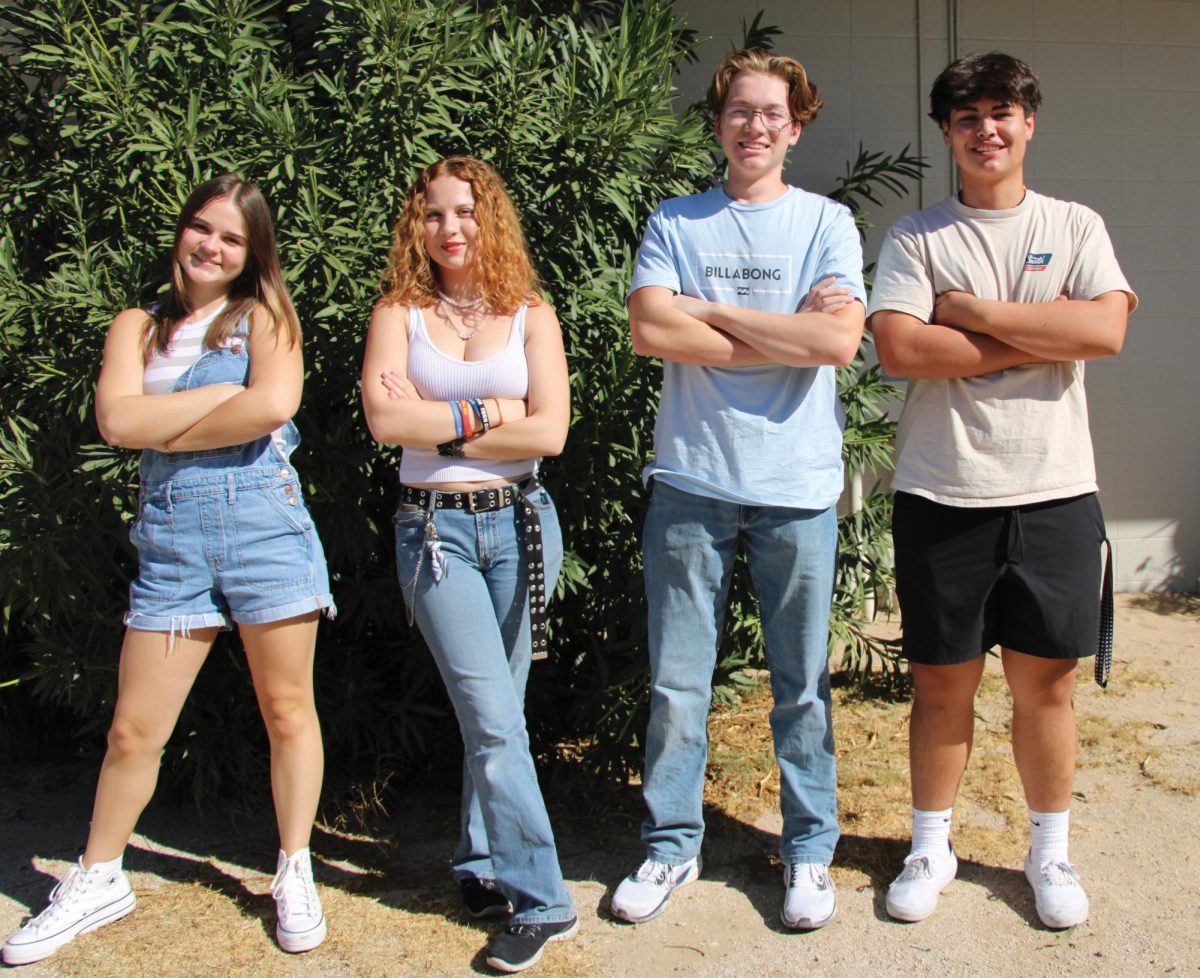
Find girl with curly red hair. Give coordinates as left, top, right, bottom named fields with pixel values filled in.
left=362, top=157, right=575, bottom=973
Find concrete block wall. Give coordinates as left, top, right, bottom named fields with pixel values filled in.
left=672, top=0, right=1200, bottom=591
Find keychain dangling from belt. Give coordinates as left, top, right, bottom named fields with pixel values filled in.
left=425, top=513, right=448, bottom=582
left=401, top=504, right=450, bottom=626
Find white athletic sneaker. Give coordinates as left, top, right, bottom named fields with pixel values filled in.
left=885, top=846, right=958, bottom=922
left=610, top=855, right=701, bottom=923
left=272, top=848, right=327, bottom=953
left=781, top=862, right=837, bottom=930
left=1024, top=851, right=1089, bottom=929
left=2, top=858, right=136, bottom=965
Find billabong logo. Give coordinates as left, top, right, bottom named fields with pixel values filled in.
left=697, top=251, right=793, bottom=297
left=1024, top=252, right=1052, bottom=272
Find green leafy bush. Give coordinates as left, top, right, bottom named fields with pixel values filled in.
left=0, top=0, right=915, bottom=802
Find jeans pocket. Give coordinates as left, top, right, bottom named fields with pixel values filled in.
left=128, top=499, right=183, bottom=601
left=260, top=482, right=314, bottom=534
left=393, top=505, right=427, bottom=528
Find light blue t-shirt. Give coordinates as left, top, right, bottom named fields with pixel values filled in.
left=629, top=185, right=866, bottom=509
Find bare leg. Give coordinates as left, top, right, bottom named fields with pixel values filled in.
left=909, top=657, right=986, bottom=810
left=83, top=628, right=217, bottom=866
left=1001, top=648, right=1078, bottom=811
left=241, top=613, right=322, bottom=855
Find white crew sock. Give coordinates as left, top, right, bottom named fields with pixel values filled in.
left=82, top=853, right=123, bottom=873
left=1029, top=808, right=1070, bottom=866
left=911, top=806, right=954, bottom=860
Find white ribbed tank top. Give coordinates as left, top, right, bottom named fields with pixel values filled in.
left=399, top=304, right=536, bottom=484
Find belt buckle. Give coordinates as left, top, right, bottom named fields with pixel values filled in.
left=468, top=490, right=480, bottom=513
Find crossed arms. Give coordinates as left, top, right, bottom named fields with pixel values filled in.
left=871, top=290, right=1129, bottom=380
left=95, top=306, right=302, bottom=452
left=628, top=277, right=865, bottom=369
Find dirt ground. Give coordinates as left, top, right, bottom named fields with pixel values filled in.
left=1, top=593, right=1197, bottom=978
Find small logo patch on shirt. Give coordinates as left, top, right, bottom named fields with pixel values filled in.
left=1024, top=252, right=1052, bottom=272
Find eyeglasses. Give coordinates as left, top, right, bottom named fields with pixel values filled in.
left=723, top=106, right=794, bottom=133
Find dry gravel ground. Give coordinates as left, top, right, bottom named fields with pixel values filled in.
left=1, top=594, right=1197, bottom=978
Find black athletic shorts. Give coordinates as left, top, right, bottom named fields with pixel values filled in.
left=892, top=491, right=1105, bottom=665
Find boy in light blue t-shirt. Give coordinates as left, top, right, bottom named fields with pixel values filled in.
left=610, top=48, right=866, bottom=932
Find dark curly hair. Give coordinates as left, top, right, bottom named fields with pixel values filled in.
left=928, top=52, right=1041, bottom=127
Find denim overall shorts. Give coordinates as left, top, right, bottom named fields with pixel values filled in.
left=124, top=328, right=335, bottom=638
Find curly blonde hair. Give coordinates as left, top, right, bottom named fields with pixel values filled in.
left=708, top=49, right=823, bottom=126
left=379, top=157, right=540, bottom=314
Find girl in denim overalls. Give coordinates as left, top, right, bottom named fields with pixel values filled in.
left=362, top=157, right=574, bottom=974
left=3, top=176, right=334, bottom=967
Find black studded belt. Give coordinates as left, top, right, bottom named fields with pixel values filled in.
left=398, top=476, right=551, bottom=660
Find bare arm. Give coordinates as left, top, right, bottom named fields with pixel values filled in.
left=933, top=289, right=1129, bottom=361
left=94, top=308, right=244, bottom=449
left=360, top=301, right=532, bottom=451
left=628, top=286, right=772, bottom=367
left=870, top=309, right=1053, bottom=380
left=164, top=307, right=303, bottom=452
left=673, top=277, right=864, bottom=368
left=458, top=301, right=570, bottom=459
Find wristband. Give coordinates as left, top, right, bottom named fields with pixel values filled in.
left=459, top=400, right=475, bottom=438
left=472, top=398, right=490, bottom=432
left=494, top=398, right=504, bottom=427
left=449, top=400, right=464, bottom=440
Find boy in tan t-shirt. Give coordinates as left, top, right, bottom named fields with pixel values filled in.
left=867, top=52, right=1135, bottom=930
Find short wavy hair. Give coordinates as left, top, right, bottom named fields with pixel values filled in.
left=380, top=157, right=540, bottom=314
left=708, top=49, right=823, bottom=126
left=928, top=52, right=1042, bottom=126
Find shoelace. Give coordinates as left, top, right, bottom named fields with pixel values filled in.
left=272, top=860, right=318, bottom=919
left=634, top=860, right=675, bottom=885
left=897, top=855, right=935, bottom=881
left=1035, top=860, right=1081, bottom=887
left=28, top=866, right=97, bottom=929
left=787, top=864, right=828, bottom=890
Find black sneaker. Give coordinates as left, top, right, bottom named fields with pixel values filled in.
left=460, top=877, right=511, bottom=920
left=485, top=917, right=578, bottom=973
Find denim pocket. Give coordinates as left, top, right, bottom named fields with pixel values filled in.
left=260, top=482, right=314, bottom=535
left=128, top=499, right=183, bottom=601
left=238, top=487, right=315, bottom=594
left=393, top=505, right=427, bottom=528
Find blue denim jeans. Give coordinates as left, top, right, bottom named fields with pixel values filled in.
left=393, top=485, right=575, bottom=924
left=640, top=479, right=840, bottom=866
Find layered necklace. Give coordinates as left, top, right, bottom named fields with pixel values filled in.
left=437, top=290, right=486, bottom=341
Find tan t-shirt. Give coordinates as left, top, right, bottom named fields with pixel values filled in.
left=867, top=191, right=1136, bottom=507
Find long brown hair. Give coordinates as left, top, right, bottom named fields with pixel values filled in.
left=148, top=175, right=299, bottom=356
left=379, top=157, right=540, bottom=314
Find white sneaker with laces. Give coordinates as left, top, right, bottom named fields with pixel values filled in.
left=610, top=855, right=701, bottom=923
left=272, top=848, right=327, bottom=953
left=1024, top=851, right=1088, bottom=928
left=2, top=858, right=136, bottom=965
left=781, top=862, right=836, bottom=930
left=885, top=846, right=958, bottom=922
